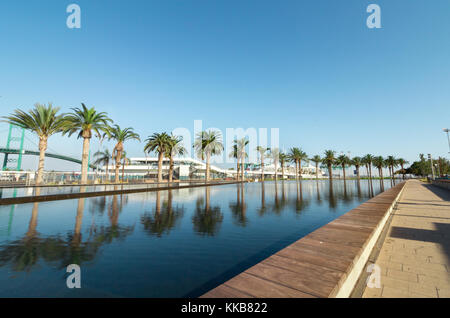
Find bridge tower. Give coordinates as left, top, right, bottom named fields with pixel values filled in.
left=2, top=124, right=25, bottom=171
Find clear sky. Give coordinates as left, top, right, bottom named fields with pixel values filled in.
left=0, top=0, right=449, bottom=170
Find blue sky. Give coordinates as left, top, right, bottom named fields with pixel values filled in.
left=0, top=0, right=449, bottom=170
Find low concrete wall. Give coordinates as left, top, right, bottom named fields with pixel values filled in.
left=432, top=179, right=450, bottom=191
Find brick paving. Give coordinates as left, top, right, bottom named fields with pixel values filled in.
left=363, top=180, right=450, bottom=298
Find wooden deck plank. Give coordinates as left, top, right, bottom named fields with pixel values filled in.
left=223, top=273, right=317, bottom=298
left=200, top=181, right=406, bottom=298
left=245, top=262, right=336, bottom=298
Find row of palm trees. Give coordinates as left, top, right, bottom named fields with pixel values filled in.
left=1, top=103, right=227, bottom=185
left=2, top=103, right=142, bottom=185
left=2, top=103, right=410, bottom=185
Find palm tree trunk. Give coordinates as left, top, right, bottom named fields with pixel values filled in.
left=36, top=137, right=48, bottom=185
left=315, top=163, right=319, bottom=179
left=261, top=157, right=264, bottom=182
left=206, top=152, right=211, bottom=182
left=105, top=159, right=109, bottom=182
left=342, top=164, right=346, bottom=180
left=241, top=157, right=244, bottom=181
left=274, top=161, right=278, bottom=181
left=169, top=156, right=174, bottom=183
left=81, top=137, right=90, bottom=184
left=298, top=161, right=302, bottom=179
left=328, top=164, right=332, bottom=181
left=114, top=152, right=121, bottom=183
left=122, top=158, right=126, bottom=182
left=157, top=152, right=164, bottom=183
left=236, top=161, right=240, bottom=181
left=282, top=164, right=285, bottom=180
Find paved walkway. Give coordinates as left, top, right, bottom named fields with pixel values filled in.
left=363, top=180, right=450, bottom=298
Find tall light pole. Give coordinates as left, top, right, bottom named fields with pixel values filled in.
left=444, top=128, right=450, bottom=155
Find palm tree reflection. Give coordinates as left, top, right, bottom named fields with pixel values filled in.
left=229, top=184, right=248, bottom=226
left=192, top=187, right=223, bottom=236
left=0, top=193, right=134, bottom=273
left=141, top=190, right=185, bottom=237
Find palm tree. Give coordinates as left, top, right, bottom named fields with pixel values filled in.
left=385, top=156, right=397, bottom=179
left=108, top=125, right=140, bottom=183
left=230, top=138, right=249, bottom=181
left=279, top=152, right=288, bottom=180
left=93, top=148, right=112, bottom=182
left=336, top=154, right=350, bottom=180
left=362, top=154, right=374, bottom=181
left=61, top=103, right=112, bottom=184
left=397, top=158, right=408, bottom=179
left=297, top=150, right=308, bottom=179
left=229, top=143, right=240, bottom=180
left=193, top=130, right=224, bottom=182
left=288, top=148, right=301, bottom=179
left=144, top=132, right=171, bottom=183
left=166, top=135, right=187, bottom=183
left=2, top=103, right=65, bottom=184
left=322, top=150, right=336, bottom=180
left=256, top=146, right=270, bottom=181
left=270, top=148, right=280, bottom=181
left=310, top=155, right=321, bottom=179
left=372, top=156, right=385, bottom=179
left=352, top=156, right=362, bottom=180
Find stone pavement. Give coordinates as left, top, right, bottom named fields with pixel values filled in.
left=363, top=180, right=450, bottom=298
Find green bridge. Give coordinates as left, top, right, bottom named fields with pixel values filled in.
left=0, top=148, right=96, bottom=170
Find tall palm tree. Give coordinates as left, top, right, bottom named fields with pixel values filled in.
left=288, top=147, right=301, bottom=179
left=61, top=103, right=112, bottom=184
left=385, top=156, right=397, bottom=179
left=336, top=154, right=351, bottom=180
left=310, top=155, right=321, bottom=179
left=322, top=150, right=336, bottom=180
left=235, top=138, right=249, bottom=181
left=2, top=103, right=65, bottom=184
left=397, top=158, right=408, bottom=179
left=372, top=156, right=385, bottom=179
left=144, top=132, right=171, bottom=183
left=362, top=154, right=374, bottom=181
left=297, top=150, right=308, bottom=179
left=229, top=143, right=240, bottom=180
left=166, top=135, right=187, bottom=183
left=108, top=125, right=140, bottom=183
left=93, top=148, right=112, bottom=182
left=193, top=130, right=224, bottom=182
left=270, top=148, right=280, bottom=181
left=256, top=146, right=270, bottom=181
left=352, top=156, right=362, bottom=179
left=279, top=152, right=288, bottom=180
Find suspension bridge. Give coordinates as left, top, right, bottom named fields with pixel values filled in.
left=0, top=124, right=95, bottom=171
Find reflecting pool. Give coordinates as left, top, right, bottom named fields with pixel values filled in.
left=0, top=179, right=393, bottom=297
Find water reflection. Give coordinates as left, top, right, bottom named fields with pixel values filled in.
left=141, top=190, right=185, bottom=237
left=229, top=184, right=248, bottom=227
left=192, top=187, right=223, bottom=236
left=0, top=180, right=393, bottom=297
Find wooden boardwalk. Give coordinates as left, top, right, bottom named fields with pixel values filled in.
left=201, top=182, right=406, bottom=298
left=362, top=180, right=450, bottom=298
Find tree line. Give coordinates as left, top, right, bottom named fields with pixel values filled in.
left=2, top=103, right=414, bottom=185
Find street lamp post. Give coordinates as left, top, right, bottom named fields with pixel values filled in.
left=444, top=128, right=450, bottom=155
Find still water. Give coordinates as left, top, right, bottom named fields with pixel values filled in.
left=0, top=180, right=392, bottom=297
